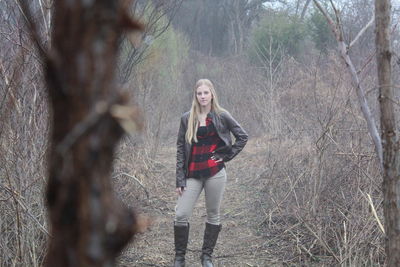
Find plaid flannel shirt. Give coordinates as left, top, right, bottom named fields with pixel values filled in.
left=187, top=116, right=225, bottom=179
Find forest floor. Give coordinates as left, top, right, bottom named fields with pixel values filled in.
left=117, top=139, right=312, bottom=267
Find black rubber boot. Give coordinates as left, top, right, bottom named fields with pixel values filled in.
left=173, top=223, right=189, bottom=267
left=200, top=223, right=222, bottom=267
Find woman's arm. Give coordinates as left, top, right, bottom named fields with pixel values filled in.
left=176, top=114, right=187, bottom=188
left=223, top=112, right=248, bottom=162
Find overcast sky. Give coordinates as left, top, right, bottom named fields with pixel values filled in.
left=264, top=1, right=400, bottom=11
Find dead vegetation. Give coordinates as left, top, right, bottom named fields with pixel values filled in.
left=112, top=53, right=385, bottom=266
left=0, top=1, right=391, bottom=265
left=1, top=46, right=387, bottom=265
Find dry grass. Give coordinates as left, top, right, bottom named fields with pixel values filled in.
left=1, top=46, right=387, bottom=266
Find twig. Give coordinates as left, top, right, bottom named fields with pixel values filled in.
left=287, top=228, right=315, bottom=259
left=0, top=60, right=21, bottom=113
left=312, top=0, right=339, bottom=39
left=301, top=219, right=341, bottom=263
left=324, top=132, right=379, bottom=188
left=349, top=15, right=375, bottom=49
left=263, top=171, right=306, bottom=225
left=114, top=172, right=150, bottom=199
left=5, top=171, right=22, bottom=260
left=363, top=192, right=385, bottom=234
left=15, top=0, right=47, bottom=59
left=2, top=185, right=50, bottom=237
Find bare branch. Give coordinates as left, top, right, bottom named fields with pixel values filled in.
left=15, top=0, right=47, bottom=60
left=312, top=0, right=340, bottom=40
left=313, top=0, right=383, bottom=166
left=114, top=172, right=149, bottom=199
left=1, top=184, right=50, bottom=237
left=300, top=0, right=312, bottom=20
left=365, top=192, right=385, bottom=234
left=349, top=15, right=375, bottom=49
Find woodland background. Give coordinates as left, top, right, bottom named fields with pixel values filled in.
left=1, top=0, right=400, bottom=266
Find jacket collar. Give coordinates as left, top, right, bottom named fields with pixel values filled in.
left=207, top=110, right=217, bottom=119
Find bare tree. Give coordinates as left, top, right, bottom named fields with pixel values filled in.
left=312, top=0, right=382, bottom=165
left=313, top=0, right=400, bottom=264
left=119, top=0, right=183, bottom=83
left=375, top=0, right=400, bottom=265
left=20, top=0, right=145, bottom=266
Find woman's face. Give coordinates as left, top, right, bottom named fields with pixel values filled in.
left=196, top=85, right=213, bottom=108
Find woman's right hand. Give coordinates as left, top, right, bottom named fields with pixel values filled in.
left=176, top=186, right=186, bottom=196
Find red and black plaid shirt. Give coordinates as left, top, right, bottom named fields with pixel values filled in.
left=188, top=115, right=225, bottom=179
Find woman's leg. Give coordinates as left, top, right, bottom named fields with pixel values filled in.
left=174, top=178, right=203, bottom=266
left=203, top=168, right=227, bottom=225
left=201, top=168, right=227, bottom=266
left=175, top=178, right=203, bottom=225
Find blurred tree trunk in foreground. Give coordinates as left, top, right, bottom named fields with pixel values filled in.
left=25, top=1, right=144, bottom=266
left=375, top=0, right=400, bottom=266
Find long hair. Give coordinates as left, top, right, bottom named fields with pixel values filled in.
left=185, top=79, right=227, bottom=144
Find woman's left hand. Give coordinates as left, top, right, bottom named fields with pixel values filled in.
left=211, top=154, right=223, bottom=163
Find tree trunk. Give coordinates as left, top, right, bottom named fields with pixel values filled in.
left=42, top=1, right=143, bottom=266
left=375, top=0, right=400, bottom=266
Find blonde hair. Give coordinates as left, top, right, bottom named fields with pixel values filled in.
left=185, top=79, right=227, bottom=144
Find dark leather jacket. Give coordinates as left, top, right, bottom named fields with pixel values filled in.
left=176, top=110, right=248, bottom=187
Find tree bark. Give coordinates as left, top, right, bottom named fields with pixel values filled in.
left=375, top=0, right=400, bottom=266
left=40, top=1, right=143, bottom=266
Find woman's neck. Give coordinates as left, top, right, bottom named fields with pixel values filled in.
left=199, top=105, right=211, bottom=115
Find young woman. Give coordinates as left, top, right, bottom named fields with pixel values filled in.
left=173, top=79, right=248, bottom=267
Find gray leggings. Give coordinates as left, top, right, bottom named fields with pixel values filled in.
left=175, top=168, right=227, bottom=226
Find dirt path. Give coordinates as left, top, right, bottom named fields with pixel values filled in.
left=118, top=141, right=275, bottom=267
